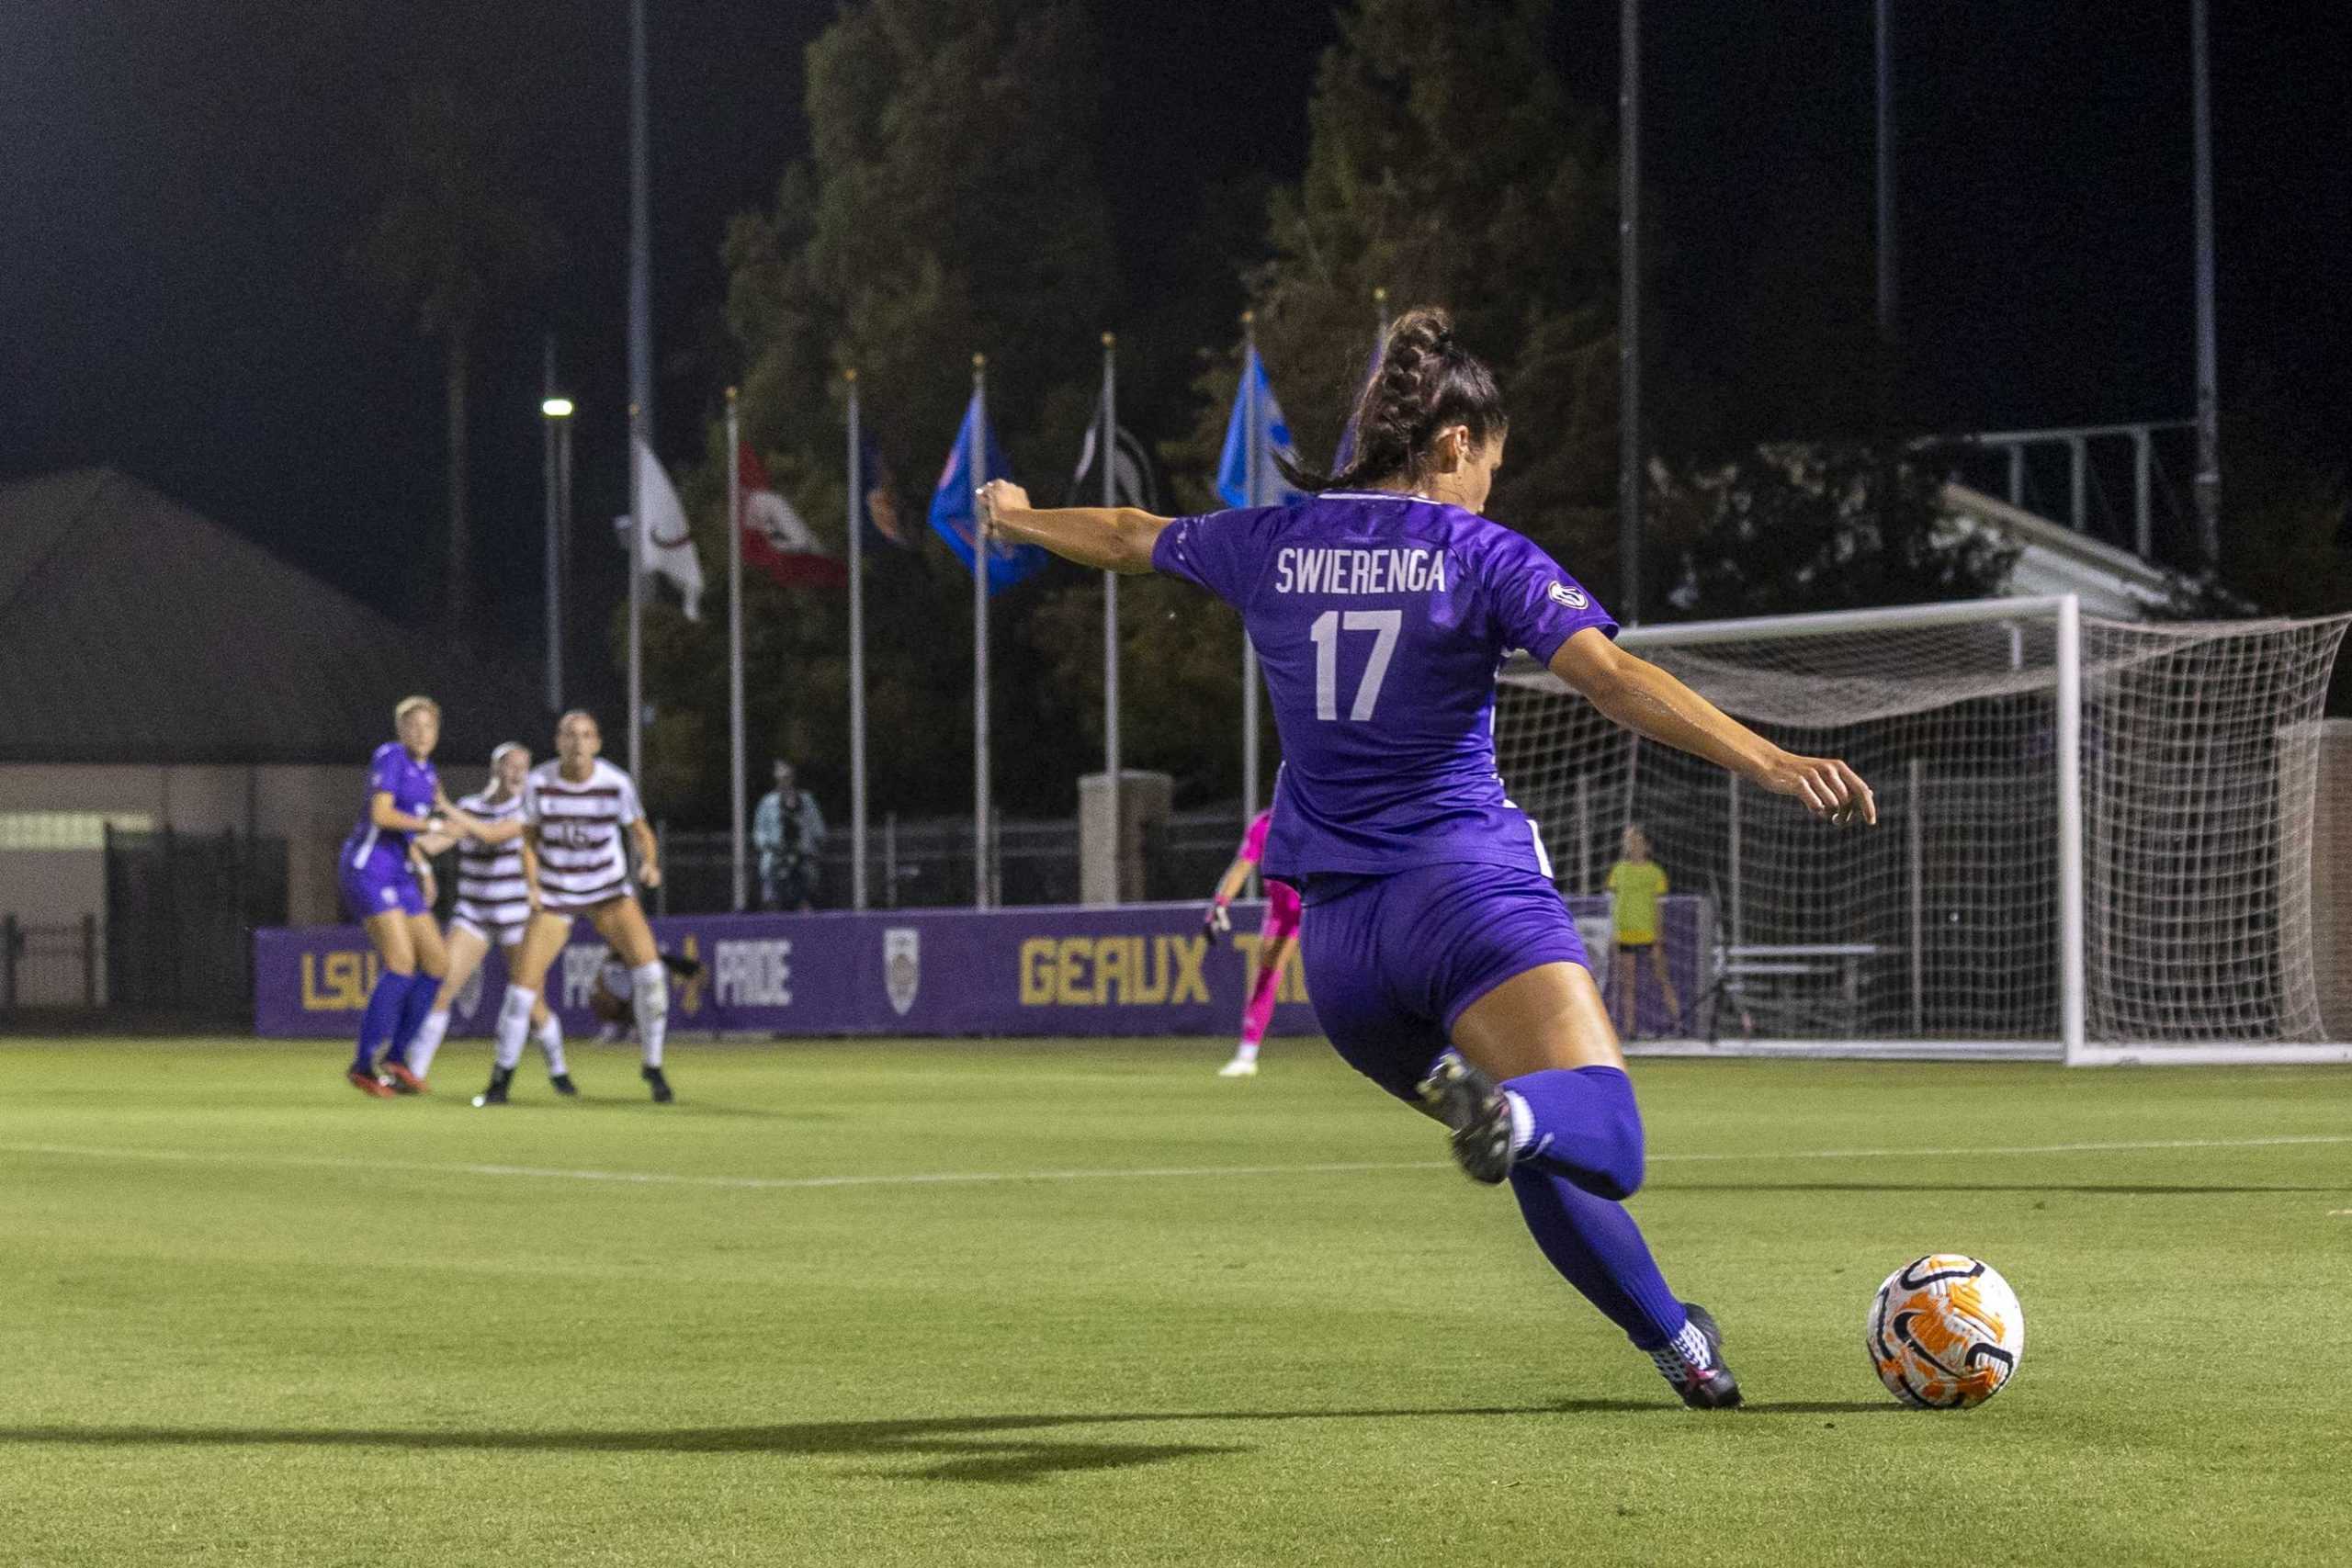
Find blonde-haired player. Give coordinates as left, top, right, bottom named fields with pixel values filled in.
left=474, top=710, right=674, bottom=1105
left=404, top=743, right=571, bottom=1093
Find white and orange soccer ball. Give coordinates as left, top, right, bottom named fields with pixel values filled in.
left=1865, top=1254, right=2025, bottom=1409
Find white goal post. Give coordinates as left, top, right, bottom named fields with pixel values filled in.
left=1494, top=595, right=2352, bottom=1066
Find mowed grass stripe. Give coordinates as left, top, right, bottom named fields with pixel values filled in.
left=2, top=1131, right=2345, bottom=1193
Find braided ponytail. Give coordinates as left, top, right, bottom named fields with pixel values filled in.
left=1280, top=306, right=1508, bottom=494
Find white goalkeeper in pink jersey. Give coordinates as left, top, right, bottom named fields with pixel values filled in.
left=1201, top=807, right=1302, bottom=1077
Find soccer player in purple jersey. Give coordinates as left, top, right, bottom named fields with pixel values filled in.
left=336, top=696, right=483, bottom=1097
left=978, top=308, right=1875, bottom=1407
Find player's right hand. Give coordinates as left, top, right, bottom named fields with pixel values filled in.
left=1764, top=750, right=1877, bottom=827
left=1203, top=903, right=1231, bottom=941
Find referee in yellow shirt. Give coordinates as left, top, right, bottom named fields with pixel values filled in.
left=1606, top=825, right=1682, bottom=1039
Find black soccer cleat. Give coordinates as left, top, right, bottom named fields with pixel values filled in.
left=472, top=1066, right=514, bottom=1107
left=1671, top=1302, right=1743, bottom=1410
left=1414, top=1051, right=1513, bottom=1185
left=548, top=1073, right=579, bottom=1097
left=641, top=1066, right=674, bottom=1104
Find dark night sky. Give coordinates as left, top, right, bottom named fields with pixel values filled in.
left=4, top=1, right=2345, bottom=651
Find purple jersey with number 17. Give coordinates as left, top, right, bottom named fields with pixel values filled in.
left=1152, top=491, right=1616, bottom=879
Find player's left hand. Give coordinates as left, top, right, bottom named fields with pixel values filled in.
left=639, top=863, right=663, bottom=890
left=976, top=479, right=1031, bottom=538
left=1203, top=902, right=1231, bottom=941
left=1767, top=750, right=1878, bottom=827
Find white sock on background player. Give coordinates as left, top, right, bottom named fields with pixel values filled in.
left=492, top=987, right=534, bottom=1072
left=535, top=1013, right=568, bottom=1077
left=630, top=962, right=668, bottom=1068
left=408, top=1010, right=452, bottom=1078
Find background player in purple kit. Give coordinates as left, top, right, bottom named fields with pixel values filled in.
left=1201, top=807, right=1300, bottom=1077
left=336, top=695, right=482, bottom=1097
left=978, top=307, right=1875, bottom=1407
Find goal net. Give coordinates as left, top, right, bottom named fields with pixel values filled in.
left=1494, top=596, right=2352, bottom=1065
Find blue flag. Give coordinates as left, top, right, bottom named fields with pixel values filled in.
left=929, top=389, right=1045, bottom=594
left=1216, top=344, right=1307, bottom=510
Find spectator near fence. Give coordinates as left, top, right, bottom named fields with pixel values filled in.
left=753, top=761, right=827, bottom=911
left=1605, top=824, right=1682, bottom=1040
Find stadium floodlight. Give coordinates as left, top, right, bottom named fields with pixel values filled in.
left=541, top=397, right=575, bottom=418
left=1493, top=594, right=2352, bottom=1066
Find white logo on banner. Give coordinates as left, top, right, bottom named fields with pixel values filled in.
left=884, top=928, right=921, bottom=1017
left=715, top=939, right=793, bottom=1008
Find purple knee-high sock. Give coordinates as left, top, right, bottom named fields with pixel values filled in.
left=1498, top=1064, right=1646, bottom=1201
left=353, top=969, right=413, bottom=1074
left=1507, top=1166, right=1690, bottom=1349
left=382, top=972, right=438, bottom=1068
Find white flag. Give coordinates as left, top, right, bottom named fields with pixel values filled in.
left=612, top=439, right=705, bottom=620
left=1069, top=411, right=1158, bottom=512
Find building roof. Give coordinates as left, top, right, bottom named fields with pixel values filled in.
left=0, top=468, right=544, bottom=765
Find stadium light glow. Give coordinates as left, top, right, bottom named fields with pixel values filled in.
left=541, top=397, right=575, bottom=418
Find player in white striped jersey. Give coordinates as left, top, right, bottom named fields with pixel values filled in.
left=476, top=709, right=676, bottom=1105
left=403, top=743, right=571, bottom=1093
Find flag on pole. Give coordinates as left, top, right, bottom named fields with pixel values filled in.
left=613, top=438, right=705, bottom=620
left=858, top=431, right=915, bottom=550
left=738, top=443, right=847, bottom=590
left=929, top=389, right=1044, bottom=595
left=1069, top=407, right=1159, bottom=511
left=1216, top=344, right=1307, bottom=509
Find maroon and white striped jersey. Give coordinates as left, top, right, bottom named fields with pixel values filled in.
left=523, top=759, right=644, bottom=911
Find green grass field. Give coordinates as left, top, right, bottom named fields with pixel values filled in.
left=2, top=1035, right=2346, bottom=1566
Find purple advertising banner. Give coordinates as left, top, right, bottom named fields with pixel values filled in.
left=253, top=896, right=1705, bottom=1041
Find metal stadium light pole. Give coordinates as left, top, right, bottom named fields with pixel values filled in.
left=846, top=368, right=868, bottom=911
left=2190, top=0, right=2221, bottom=559
left=1100, top=332, right=1121, bottom=904
left=1617, top=0, right=1642, bottom=625
left=971, top=354, right=991, bottom=910
left=726, top=388, right=746, bottom=911
left=1875, top=0, right=1897, bottom=345
left=625, top=0, right=652, bottom=785
left=540, top=348, right=572, bottom=714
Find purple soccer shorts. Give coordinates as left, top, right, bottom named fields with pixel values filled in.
left=339, top=842, right=427, bottom=922
left=1299, top=861, right=1591, bottom=1103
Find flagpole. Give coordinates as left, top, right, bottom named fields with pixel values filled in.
left=727, top=388, right=746, bottom=911
left=971, top=353, right=990, bottom=910
left=846, top=368, right=868, bottom=912
left=1101, top=331, right=1121, bottom=904
left=628, top=402, right=644, bottom=784
left=626, top=0, right=652, bottom=784
left=1239, top=312, right=1261, bottom=840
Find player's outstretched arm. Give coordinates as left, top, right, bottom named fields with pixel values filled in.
left=977, top=480, right=1168, bottom=573
left=1550, top=627, right=1877, bottom=827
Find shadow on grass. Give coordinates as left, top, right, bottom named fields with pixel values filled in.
left=1652, top=1181, right=2343, bottom=1196
left=0, top=1401, right=1873, bottom=1481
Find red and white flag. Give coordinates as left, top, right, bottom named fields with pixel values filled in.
left=740, top=443, right=847, bottom=591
